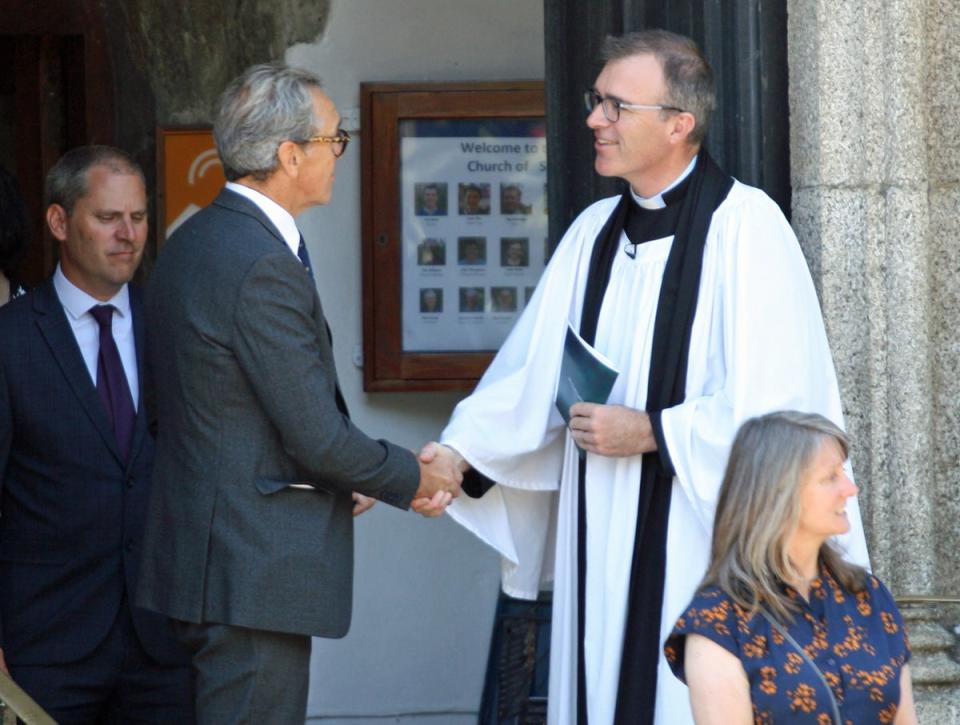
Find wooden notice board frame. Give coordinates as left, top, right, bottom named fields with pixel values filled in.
left=361, top=81, right=546, bottom=392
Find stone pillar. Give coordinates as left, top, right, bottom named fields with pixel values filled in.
left=901, top=603, right=960, bottom=719
left=788, top=0, right=960, bottom=715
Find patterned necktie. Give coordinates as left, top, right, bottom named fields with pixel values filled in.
left=89, top=305, right=136, bottom=461
left=297, top=235, right=313, bottom=274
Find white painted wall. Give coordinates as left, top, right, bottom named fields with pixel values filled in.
left=286, top=1, right=545, bottom=721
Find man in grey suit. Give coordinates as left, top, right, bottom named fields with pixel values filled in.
left=136, top=63, right=460, bottom=723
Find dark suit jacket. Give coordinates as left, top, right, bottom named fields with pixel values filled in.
left=137, top=189, right=419, bottom=638
left=0, top=281, right=188, bottom=666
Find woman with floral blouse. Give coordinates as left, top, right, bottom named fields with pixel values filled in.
left=664, top=411, right=918, bottom=724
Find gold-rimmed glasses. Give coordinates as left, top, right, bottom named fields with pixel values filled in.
left=305, top=128, right=351, bottom=157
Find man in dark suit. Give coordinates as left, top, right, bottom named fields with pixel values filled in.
left=0, top=146, right=193, bottom=722
left=136, top=63, right=461, bottom=723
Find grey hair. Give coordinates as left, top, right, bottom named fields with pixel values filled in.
left=702, top=410, right=866, bottom=624
left=44, top=145, right=144, bottom=214
left=214, top=62, right=325, bottom=182
left=601, top=29, right=715, bottom=145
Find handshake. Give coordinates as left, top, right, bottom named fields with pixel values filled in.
left=411, top=442, right=468, bottom=518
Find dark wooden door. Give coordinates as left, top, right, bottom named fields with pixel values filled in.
left=1, top=0, right=114, bottom=285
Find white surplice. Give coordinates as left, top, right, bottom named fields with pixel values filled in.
left=441, top=181, right=870, bottom=725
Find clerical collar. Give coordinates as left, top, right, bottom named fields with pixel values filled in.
left=621, top=156, right=699, bottom=258
left=630, top=155, right=698, bottom=209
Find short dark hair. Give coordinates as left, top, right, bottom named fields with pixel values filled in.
left=0, top=166, right=30, bottom=278
left=44, top=145, right=145, bottom=214
left=601, top=29, right=715, bottom=145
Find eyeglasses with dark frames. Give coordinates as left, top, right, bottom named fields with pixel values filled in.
left=305, top=128, right=351, bottom=157
left=583, top=89, right=685, bottom=123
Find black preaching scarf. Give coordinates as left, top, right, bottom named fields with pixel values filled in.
left=575, top=148, right=733, bottom=725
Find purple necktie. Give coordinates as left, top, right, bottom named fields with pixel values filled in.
left=90, top=305, right=136, bottom=461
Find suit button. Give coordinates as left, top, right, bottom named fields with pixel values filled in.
left=125, top=476, right=134, bottom=489
left=125, top=539, right=135, bottom=553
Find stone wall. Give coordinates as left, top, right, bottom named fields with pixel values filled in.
left=118, top=0, right=331, bottom=124
left=788, top=0, right=960, bottom=717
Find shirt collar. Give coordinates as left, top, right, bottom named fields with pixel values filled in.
left=53, top=264, right=131, bottom=320
left=631, top=155, right=698, bottom=210
left=226, top=181, right=301, bottom=256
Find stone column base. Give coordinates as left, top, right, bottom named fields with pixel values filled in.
left=899, top=603, right=960, bottom=720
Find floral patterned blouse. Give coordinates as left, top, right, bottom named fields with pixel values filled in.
left=664, top=566, right=910, bottom=724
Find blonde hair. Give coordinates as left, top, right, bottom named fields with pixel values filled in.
left=703, top=410, right=866, bottom=623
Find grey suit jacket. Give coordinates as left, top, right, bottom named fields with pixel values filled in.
left=136, top=189, right=419, bottom=638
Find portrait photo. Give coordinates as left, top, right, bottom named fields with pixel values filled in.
left=459, top=286, right=485, bottom=313
left=500, top=183, right=532, bottom=215
left=419, top=287, right=443, bottom=313
left=491, top=286, right=518, bottom=312
left=417, top=238, right=446, bottom=265
left=457, top=236, right=487, bottom=265
left=458, top=183, right=490, bottom=215
left=500, top=237, right=529, bottom=267
left=414, top=182, right=448, bottom=216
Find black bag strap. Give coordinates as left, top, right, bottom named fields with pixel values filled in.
left=759, top=609, right=842, bottom=725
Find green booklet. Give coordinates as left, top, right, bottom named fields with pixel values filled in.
left=555, top=322, right=620, bottom=425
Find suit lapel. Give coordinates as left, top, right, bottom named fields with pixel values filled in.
left=216, top=187, right=350, bottom=418
left=213, top=188, right=289, bottom=250
left=33, top=280, right=125, bottom=466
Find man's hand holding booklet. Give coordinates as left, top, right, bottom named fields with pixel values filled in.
left=555, top=322, right=620, bottom=455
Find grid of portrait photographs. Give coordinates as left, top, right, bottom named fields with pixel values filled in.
left=400, top=121, right=549, bottom=352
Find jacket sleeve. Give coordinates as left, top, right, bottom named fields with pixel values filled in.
left=231, top=251, right=420, bottom=509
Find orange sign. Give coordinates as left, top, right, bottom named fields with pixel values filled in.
left=158, top=128, right=226, bottom=241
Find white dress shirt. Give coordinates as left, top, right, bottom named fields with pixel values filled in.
left=226, top=181, right=301, bottom=256
left=53, top=265, right=139, bottom=409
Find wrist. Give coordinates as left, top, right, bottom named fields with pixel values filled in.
left=441, top=443, right=470, bottom=473
left=633, top=409, right=656, bottom=455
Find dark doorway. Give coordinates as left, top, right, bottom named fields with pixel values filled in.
left=1, top=0, right=115, bottom=286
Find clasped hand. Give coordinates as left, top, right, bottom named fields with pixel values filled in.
left=411, top=442, right=466, bottom=517
left=567, top=402, right=657, bottom=457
